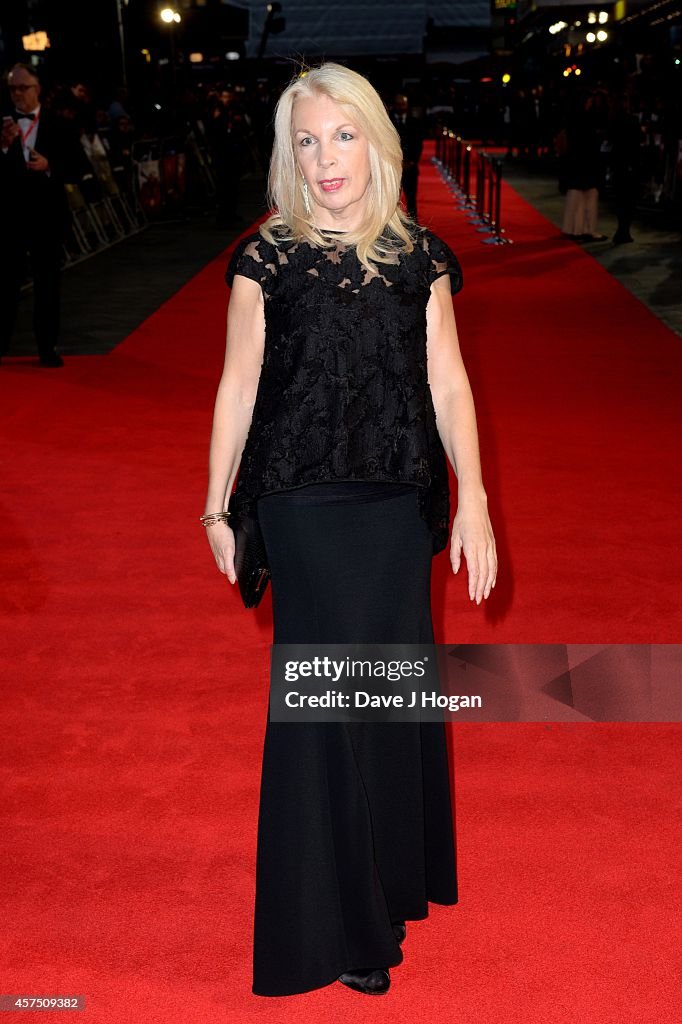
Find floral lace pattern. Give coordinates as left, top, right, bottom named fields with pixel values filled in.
left=224, top=226, right=463, bottom=554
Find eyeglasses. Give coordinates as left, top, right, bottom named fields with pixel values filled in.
left=9, top=84, right=37, bottom=93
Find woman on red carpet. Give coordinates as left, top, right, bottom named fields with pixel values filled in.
left=558, top=89, right=609, bottom=242
left=202, top=62, right=497, bottom=997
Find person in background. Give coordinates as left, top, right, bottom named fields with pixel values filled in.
left=108, top=85, right=133, bottom=127
left=206, top=84, right=248, bottom=227
left=69, top=79, right=95, bottom=135
left=94, top=106, right=111, bottom=140
left=51, top=89, right=95, bottom=188
left=0, top=63, right=71, bottom=367
left=107, top=114, right=136, bottom=194
left=389, top=92, right=424, bottom=221
left=247, top=80, right=275, bottom=176
left=559, top=90, right=609, bottom=243
left=608, top=90, right=641, bottom=245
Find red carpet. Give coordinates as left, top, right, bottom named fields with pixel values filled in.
left=1, top=140, right=680, bottom=1022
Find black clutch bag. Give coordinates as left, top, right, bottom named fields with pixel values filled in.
left=227, top=493, right=271, bottom=608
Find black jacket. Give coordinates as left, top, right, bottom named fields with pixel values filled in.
left=0, top=107, right=72, bottom=240
left=390, top=112, right=425, bottom=165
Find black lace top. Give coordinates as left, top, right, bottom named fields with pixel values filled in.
left=224, top=224, right=463, bottom=554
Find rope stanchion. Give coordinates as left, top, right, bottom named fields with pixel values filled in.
left=432, top=130, right=513, bottom=246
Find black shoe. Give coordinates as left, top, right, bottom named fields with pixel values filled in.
left=578, top=233, right=608, bottom=242
left=338, top=968, right=390, bottom=995
left=392, top=920, right=406, bottom=944
left=560, top=232, right=580, bottom=240
left=39, top=350, right=64, bottom=367
left=613, top=234, right=634, bottom=245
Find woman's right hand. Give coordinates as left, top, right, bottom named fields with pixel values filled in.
left=205, top=522, right=237, bottom=584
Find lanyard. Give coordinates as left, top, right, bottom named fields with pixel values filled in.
left=18, top=108, right=40, bottom=152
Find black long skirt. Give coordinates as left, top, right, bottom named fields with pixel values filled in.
left=253, top=481, right=458, bottom=996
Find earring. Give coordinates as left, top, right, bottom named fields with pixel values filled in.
left=302, top=180, right=311, bottom=215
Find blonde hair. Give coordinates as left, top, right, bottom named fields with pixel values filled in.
left=259, top=62, right=418, bottom=272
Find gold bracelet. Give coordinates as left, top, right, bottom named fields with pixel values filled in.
left=200, top=512, right=232, bottom=527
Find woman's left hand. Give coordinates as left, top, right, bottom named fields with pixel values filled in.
left=450, top=492, right=497, bottom=603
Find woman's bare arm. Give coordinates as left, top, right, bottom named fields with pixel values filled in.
left=204, top=274, right=266, bottom=514
left=425, top=275, right=497, bottom=601
left=425, top=275, right=484, bottom=496
left=203, top=273, right=265, bottom=582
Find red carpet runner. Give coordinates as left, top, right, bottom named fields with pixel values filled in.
left=1, top=140, right=680, bottom=1022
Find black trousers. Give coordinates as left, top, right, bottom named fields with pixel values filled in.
left=0, top=228, right=62, bottom=359
left=253, top=481, right=458, bottom=996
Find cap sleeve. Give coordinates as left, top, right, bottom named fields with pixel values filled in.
left=421, top=229, right=463, bottom=295
left=225, top=231, right=277, bottom=291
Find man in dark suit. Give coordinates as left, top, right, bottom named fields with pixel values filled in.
left=0, top=63, right=71, bottom=367
left=389, top=93, right=425, bottom=222
left=206, top=85, right=248, bottom=228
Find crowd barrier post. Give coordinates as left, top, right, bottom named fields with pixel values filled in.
left=479, top=153, right=511, bottom=245
left=432, top=133, right=512, bottom=245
